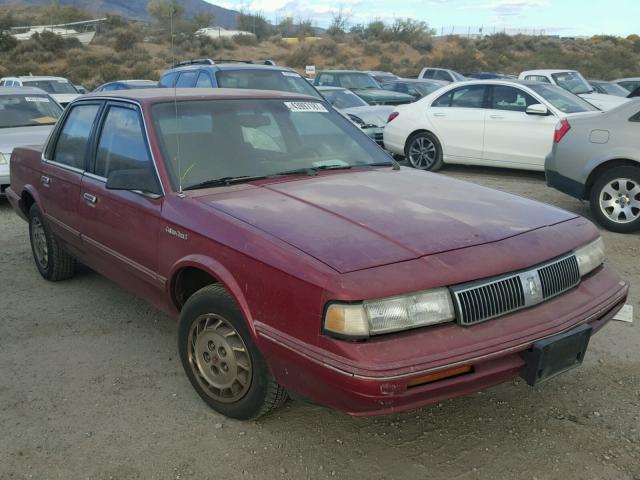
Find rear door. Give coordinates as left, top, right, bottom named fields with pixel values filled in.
left=40, top=102, right=102, bottom=250
left=79, top=101, right=165, bottom=293
left=427, top=84, right=488, bottom=161
left=482, top=85, right=558, bottom=169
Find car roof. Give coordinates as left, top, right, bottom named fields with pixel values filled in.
left=14, top=76, right=71, bottom=81
left=0, top=86, right=50, bottom=95
left=615, top=77, right=640, bottom=81
left=79, top=88, right=321, bottom=104
left=168, top=63, right=295, bottom=73
left=316, top=70, right=368, bottom=74
left=393, top=78, right=444, bottom=83
left=521, top=69, right=577, bottom=75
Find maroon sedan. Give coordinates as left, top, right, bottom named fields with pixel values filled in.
left=6, top=89, right=628, bottom=420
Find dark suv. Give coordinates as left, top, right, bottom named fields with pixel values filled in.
left=159, top=59, right=323, bottom=99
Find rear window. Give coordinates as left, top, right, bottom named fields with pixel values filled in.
left=0, top=94, right=63, bottom=128
left=22, top=79, right=78, bottom=94
left=215, top=70, right=322, bottom=99
left=321, top=89, right=368, bottom=109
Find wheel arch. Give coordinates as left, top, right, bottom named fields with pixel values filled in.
left=404, top=129, right=441, bottom=155
left=20, top=184, right=42, bottom=218
left=584, top=158, right=640, bottom=199
left=169, top=255, right=256, bottom=335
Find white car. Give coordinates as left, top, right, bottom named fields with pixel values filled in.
left=418, top=68, right=466, bottom=83
left=383, top=80, right=600, bottom=171
left=518, top=70, right=629, bottom=110
left=0, top=87, right=63, bottom=194
left=615, top=77, right=640, bottom=93
left=0, top=76, right=81, bottom=107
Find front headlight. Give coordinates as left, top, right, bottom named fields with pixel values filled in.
left=324, top=288, right=455, bottom=338
left=575, top=237, right=605, bottom=276
left=0, top=153, right=8, bottom=165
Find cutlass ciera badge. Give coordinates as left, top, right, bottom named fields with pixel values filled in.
left=165, top=226, right=188, bottom=240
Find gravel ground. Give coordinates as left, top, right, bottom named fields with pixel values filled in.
left=1, top=165, right=639, bottom=480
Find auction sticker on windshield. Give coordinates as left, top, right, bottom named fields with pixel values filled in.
left=25, top=97, right=50, bottom=103
left=284, top=101, right=328, bottom=113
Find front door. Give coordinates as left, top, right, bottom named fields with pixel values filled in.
left=78, top=102, right=165, bottom=294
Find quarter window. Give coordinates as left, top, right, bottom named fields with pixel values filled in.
left=195, top=72, right=213, bottom=88
left=176, top=71, right=197, bottom=88
left=53, top=104, right=100, bottom=169
left=94, top=106, right=153, bottom=179
left=422, top=69, right=435, bottom=79
left=433, top=86, right=486, bottom=108
left=491, top=86, right=537, bottom=112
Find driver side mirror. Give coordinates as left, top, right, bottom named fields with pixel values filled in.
left=526, top=104, right=549, bottom=116
left=106, top=168, right=162, bottom=197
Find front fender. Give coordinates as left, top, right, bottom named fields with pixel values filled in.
left=167, top=254, right=256, bottom=336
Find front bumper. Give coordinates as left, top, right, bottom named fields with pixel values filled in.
left=256, top=267, right=628, bottom=416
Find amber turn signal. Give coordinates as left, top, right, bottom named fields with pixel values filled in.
left=407, top=365, right=472, bottom=388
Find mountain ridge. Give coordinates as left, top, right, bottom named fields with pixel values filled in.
left=0, top=0, right=241, bottom=28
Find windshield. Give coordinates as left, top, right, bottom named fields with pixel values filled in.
left=22, top=79, right=78, bottom=94
left=528, top=83, right=598, bottom=113
left=151, top=99, right=392, bottom=190
left=0, top=94, right=63, bottom=128
left=215, top=70, right=323, bottom=99
left=595, top=82, right=630, bottom=97
left=550, top=71, right=593, bottom=95
left=322, top=89, right=368, bottom=109
left=338, top=73, right=379, bottom=90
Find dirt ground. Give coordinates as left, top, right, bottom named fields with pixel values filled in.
left=1, top=165, right=639, bottom=480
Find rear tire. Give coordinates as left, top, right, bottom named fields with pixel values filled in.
left=28, top=204, right=76, bottom=281
left=589, top=166, right=640, bottom=233
left=178, top=284, right=287, bottom=420
left=404, top=132, right=443, bottom=171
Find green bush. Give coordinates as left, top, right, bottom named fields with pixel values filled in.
left=233, top=34, right=258, bottom=46
left=0, top=31, right=17, bottom=52
left=113, top=28, right=140, bottom=52
left=285, top=45, right=313, bottom=68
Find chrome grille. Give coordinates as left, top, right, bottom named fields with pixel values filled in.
left=452, top=254, right=580, bottom=326
left=538, top=255, right=580, bottom=299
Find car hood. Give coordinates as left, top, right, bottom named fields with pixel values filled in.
left=195, top=169, right=577, bottom=273
left=339, top=105, right=394, bottom=127
left=0, top=125, right=54, bottom=154
left=578, top=92, right=630, bottom=110
left=351, top=88, right=413, bottom=103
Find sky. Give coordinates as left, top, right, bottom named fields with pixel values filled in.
left=207, top=0, right=639, bottom=37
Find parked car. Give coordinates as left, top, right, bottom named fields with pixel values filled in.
left=518, top=70, right=629, bottom=110
left=629, top=86, right=640, bottom=98
left=365, top=70, right=399, bottom=84
left=94, top=80, right=158, bottom=92
left=381, top=78, right=447, bottom=100
left=314, top=70, right=414, bottom=105
left=588, top=80, right=631, bottom=98
left=318, top=86, right=392, bottom=146
left=384, top=80, right=599, bottom=171
left=0, top=76, right=81, bottom=106
left=614, top=78, right=640, bottom=93
left=0, top=87, right=63, bottom=195
left=546, top=99, right=640, bottom=233
left=469, top=72, right=507, bottom=80
left=74, top=85, right=88, bottom=94
left=418, top=68, right=466, bottom=83
left=160, top=58, right=324, bottom=99
left=7, top=89, right=628, bottom=419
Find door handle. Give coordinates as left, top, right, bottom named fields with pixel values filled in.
left=41, top=175, right=50, bottom=187
left=83, top=193, right=98, bottom=205
left=433, top=112, right=446, bottom=117
left=489, top=114, right=505, bottom=119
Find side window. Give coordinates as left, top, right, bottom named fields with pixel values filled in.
left=395, top=83, right=409, bottom=94
left=159, top=72, right=177, bottom=88
left=433, top=70, right=451, bottom=81
left=630, top=111, right=640, bottom=122
left=491, top=86, right=537, bottom=112
left=450, top=85, right=486, bottom=108
left=195, top=72, right=213, bottom=88
left=53, top=104, right=100, bottom=169
left=526, top=75, right=551, bottom=84
left=317, top=74, right=336, bottom=87
left=432, top=91, right=453, bottom=107
left=422, top=69, right=435, bottom=79
left=94, top=106, right=153, bottom=179
left=175, top=71, right=197, bottom=88
left=381, top=83, right=395, bottom=92
left=407, top=86, right=420, bottom=97
left=102, top=84, right=118, bottom=91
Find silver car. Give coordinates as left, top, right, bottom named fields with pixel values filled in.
left=545, top=99, right=640, bottom=233
left=0, top=87, right=63, bottom=194
left=318, top=86, right=394, bottom=147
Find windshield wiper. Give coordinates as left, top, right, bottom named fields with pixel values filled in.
left=273, top=165, right=353, bottom=177
left=182, top=175, right=268, bottom=191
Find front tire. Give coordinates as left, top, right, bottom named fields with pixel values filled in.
left=405, top=132, right=443, bottom=171
left=178, top=284, right=287, bottom=420
left=590, top=166, right=640, bottom=233
left=28, top=204, right=76, bottom=281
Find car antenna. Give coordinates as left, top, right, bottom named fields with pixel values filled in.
left=170, top=10, right=184, bottom=195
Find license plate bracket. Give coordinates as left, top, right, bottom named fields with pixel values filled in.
left=521, top=324, right=592, bottom=386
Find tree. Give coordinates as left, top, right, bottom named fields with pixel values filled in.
left=192, top=12, right=215, bottom=30
left=276, top=16, right=295, bottom=37
left=147, top=0, right=184, bottom=28
left=236, top=11, right=271, bottom=41
left=0, top=31, right=17, bottom=53
left=297, top=19, right=315, bottom=39
left=327, top=9, right=349, bottom=38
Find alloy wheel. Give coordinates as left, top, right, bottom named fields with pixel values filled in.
left=408, top=136, right=437, bottom=169
left=187, top=314, right=252, bottom=403
left=598, top=178, right=640, bottom=224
